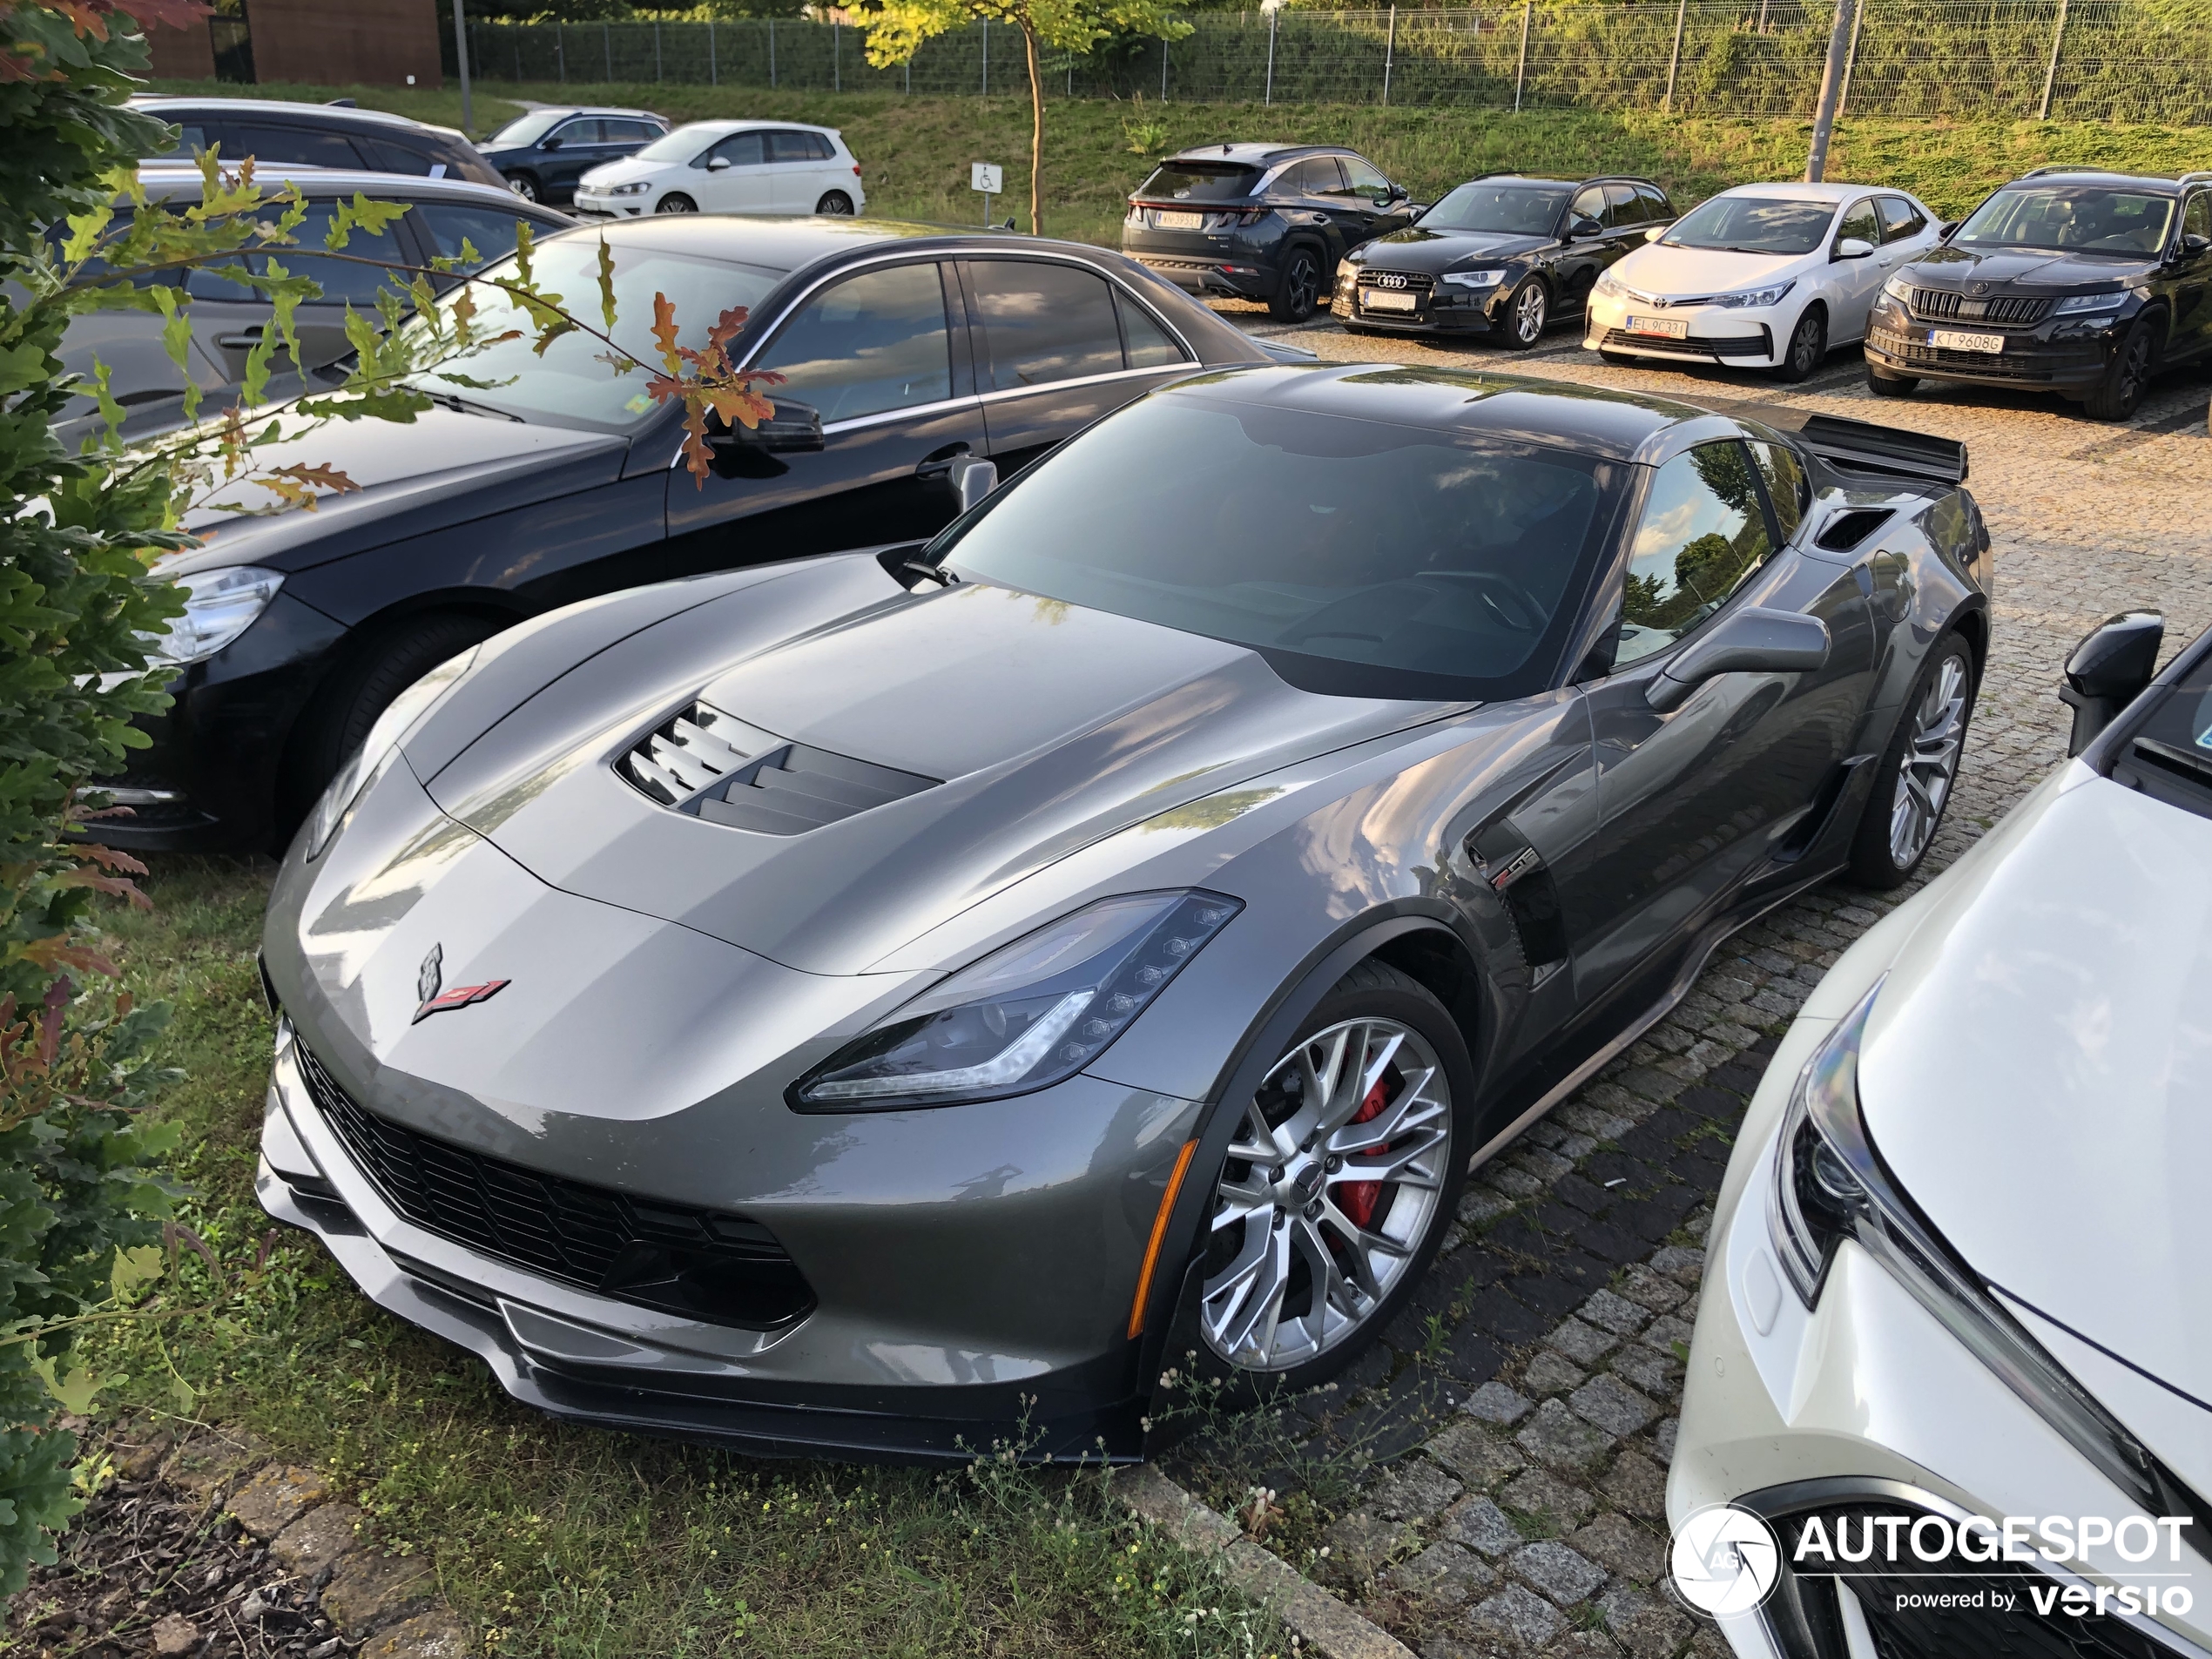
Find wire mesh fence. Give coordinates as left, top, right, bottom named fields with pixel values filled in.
left=465, top=0, right=2212, bottom=124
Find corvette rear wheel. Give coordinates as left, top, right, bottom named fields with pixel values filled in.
left=1849, top=633, right=1976, bottom=887
left=1197, top=962, right=1470, bottom=1383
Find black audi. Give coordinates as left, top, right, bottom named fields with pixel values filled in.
left=1334, top=172, right=1676, bottom=348
left=1122, top=144, right=1420, bottom=322
left=110, top=218, right=1285, bottom=853
left=1866, top=167, right=2212, bottom=420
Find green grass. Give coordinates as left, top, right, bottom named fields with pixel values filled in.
left=150, top=77, right=2210, bottom=248
left=82, top=858, right=1282, bottom=1658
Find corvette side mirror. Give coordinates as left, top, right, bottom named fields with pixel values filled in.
left=2059, top=610, right=2163, bottom=755
left=1835, top=237, right=1875, bottom=260
left=1646, top=608, right=1831, bottom=711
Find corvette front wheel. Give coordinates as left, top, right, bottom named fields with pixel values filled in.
left=1195, top=961, right=1473, bottom=1391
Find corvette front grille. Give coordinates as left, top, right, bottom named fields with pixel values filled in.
left=293, top=1038, right=813, bottom=1329
left=620, top=698, right=937, bottom=834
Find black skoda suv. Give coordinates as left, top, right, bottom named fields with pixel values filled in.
left=1865, top=168, right=2212, bottom=420
left=1122, top=144, right=1419, bottom=322
left=1332, top=172, right=1676, bottom=348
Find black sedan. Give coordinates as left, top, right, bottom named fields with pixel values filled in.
left=478, top=106, right=671, bottom=206
left=109, top=219, right=1285, bottom=854
left=1865, top=167, right=2212, bottom=420
left=1334, top=172, right=1676, bottom=348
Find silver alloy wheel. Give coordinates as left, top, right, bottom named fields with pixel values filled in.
left=1888, top=652, right=1968, bottom=868
left=1199, top=1017, right=1453, bottom=1372
left=1514, top=280, right=1548, bottom=343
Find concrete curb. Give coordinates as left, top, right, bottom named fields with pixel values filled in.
left=1123, top=1465, right=1415, bottom=1659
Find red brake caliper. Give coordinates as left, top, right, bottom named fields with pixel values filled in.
left=1337, top=1071, right=1392, bottom=1228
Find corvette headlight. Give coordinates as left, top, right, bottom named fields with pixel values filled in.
left=1770, top=981, right=2212, bottom=1541
left=1594, top=271, right=1626, bottom=299
left=147, top=565, right=284, bottom=667
left=792, top=890, right=1240, bottom=1110
left=1441, top=268, right=1506, bottom=288
left=2053, top=290, right=2125, bottom=314
left=1880, top=273, right=1913, bottom=303
left=1713, top=278, right=1796, bottom=309
left=604, top=181, right=650, bottom=196
left=300, top=645, right=479, bottom=861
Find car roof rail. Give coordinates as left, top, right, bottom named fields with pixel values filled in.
left=2178, top=170, right=2212, bottom=186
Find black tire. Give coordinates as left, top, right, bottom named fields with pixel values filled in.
left=2082, top=316, right=2156, bottom=421
left=503, top=172, right=541, bottom=204
left=1501, top=276, right=1548, bottom=349
left=278, top=613, right=501, bottom=846
left=1268, top=243, right=1325, bottom=323
left=656, top=192, right=698, bottom=214
left=1865, top=363, right=1919, bottom=397
left=1181, top=959, right=1475, bottom=1405
left=814, top=191, right=854, bottom=216
left=1772, top=304, right=1828, bottom=382
left=1847, top=631, right=1978, bottom=888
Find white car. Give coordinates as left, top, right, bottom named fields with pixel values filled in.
left=1584, top=181, right=1941, bottom=381
left=573, top=120, right=865, bottom=219
left=1671, top=610, right=2212, bottom=1657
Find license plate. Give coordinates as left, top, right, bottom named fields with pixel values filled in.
left=1154, top=210, right=1204, bottom=230
left=1931, top=328, right=2005, bottom=354
left=1627, top=315, right=1689, bottom=338
left=1362, top=288, right=1420, bottom=312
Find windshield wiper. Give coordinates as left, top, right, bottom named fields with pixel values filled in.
left=426, top=390, right=523, bottom=423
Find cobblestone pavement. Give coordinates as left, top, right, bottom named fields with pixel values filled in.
left=1170, top=307, right=2212, bottom=1658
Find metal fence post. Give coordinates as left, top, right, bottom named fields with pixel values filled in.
left=981, top=18, right=989, bottom=94
left=1514, top=0, right=1532, bottom=111
left=1264, top=7, right=1277, bottom=105
left=708, top=19, right=716, bottom=85
left=1806, top=0, right=1858, bottom=180
left=653, top=20, right=661, bottom=82
left=1161, top=34, right=1169, bottom=98
left=1382, top=5, right=1396, bottom=105
left=602, top=19, right=610, bottom=81
left=1838, top=0, right=1865, bottom=118
left=769, top=19, right=776, bottom=87
left=834, top=21, right=841, bottom=91
left=557, top=20, right=564, bottom=83
left=1663, top=0, right=1688, bottom=112
left=2039, top=0, right=2071, bottom=118
left=452, top=0, right=472, bottom=132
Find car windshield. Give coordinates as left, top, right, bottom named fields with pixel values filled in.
left=1662, top=196, right=1836, bottom=254
left=1953, top=185, right=2175, bottom=254
left=487, top=111, right=563, bottom=148
left=1136, top=162, right=1261, bottom=203
left=2113, top=644, right=2212, bottom=823
left=1419, top=184, right=1571, bottom=236
left=636, top=125, right=725, bottom=164
left=405, top=238, right=783, bottom=431
left=934, top=388, right=1622, bottom=701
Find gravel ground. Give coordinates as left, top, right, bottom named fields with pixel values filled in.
left=1171, top=300, right=2212, bottom=1658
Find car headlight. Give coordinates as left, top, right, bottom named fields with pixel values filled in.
left=300, top=645, right=480, bottom=862
left=1880, top=273, right=1913, bottom=303
left=2053, top=290, right=2125, bottom=315
left=791, top=890, right=1241, bottom=1111
left=1441, top=268, right=1506, bottom=288
left=1594, top=271, right=1626, bottom=299
left=1713, top=278, right=1796, bottom=309
left=604, top=181, right=650, bottom=196
left=1770, top=981, right=2212, bottom=1541
left=1336, top=259, right=1357, bottom=280
left=146, top=565, right=284, bottom=667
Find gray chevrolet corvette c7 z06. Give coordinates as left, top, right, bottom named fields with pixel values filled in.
left=256, top=363, right=1993, bottom=1462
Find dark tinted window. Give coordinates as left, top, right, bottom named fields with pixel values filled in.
left=754, top=262, right=951, bottom=423
left=1838, top=199, right=1881, bottom=248
left=1664, top=195, right=1836, bottom=255
left=936, top=391, right=1621, bottom=702
left=1136, top=162, right=1260, bottom=204
left=1635, top=183, right=1672, bottom=219
left=146, top=121, right=211, bottom=159
left=1339, top=155, right=1393, bottom=202
left=415, top=202, right=541, bottom=269
left=968, top=260, right=1123, bottom=390
left=2181, top=192, right=2209, bottom=240
left=1569, top=185, right=1607, bottom=226
left=2111, top=649, right=2212, bottom=820
left=1116, top=289, right=1187, bottom=368
left=1278, top=157, right=1344, bottom=198
left=807, top=132, right=836, bottom=159
left=184, top=197, right=409, bottom=305
left=1954, top=185, right=2175, bottom=254
left=215, top=123, right=364, bottom=170
left=1876, top=196, right=1926, bottom=243
left=604, top=119, right=658, bottom=143
left=768, top=131, right=818, bottom=163
left=1616, top=442, right=1775, bottom=669
left=1604, top=184, right=1643, bottom=227
left=1749, top=441, right=1809, bottom=540
left=355, top=136, right=445, bottom=175
left=705, top=131, right=765, bottom=167
left=1420, top=183, right=1570, bottom=235
left=550, top=118, right=605, bottom=145
left=487, top=111, right=563, bottom=148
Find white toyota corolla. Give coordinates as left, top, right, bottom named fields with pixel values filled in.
left=1671, top=610, right=2212, bottom=1657
left=1584, top=181, right=1942, bottom=381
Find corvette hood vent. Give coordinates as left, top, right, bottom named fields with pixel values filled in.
left=621, top=699, right=938, bottom=835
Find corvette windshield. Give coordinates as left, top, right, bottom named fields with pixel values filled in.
left=936, top=390, right=1622, bottom=700
left=1662, top=196, right=1835, bottom=254
left=1419, top=184, right=1571, bottom=236
left=406, top=239, right=782, bottom=430
left=1953, top=185, right=2175, bottom=254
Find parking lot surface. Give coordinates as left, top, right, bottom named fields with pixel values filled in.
left=1177, top=307, right=2212, bottom=1658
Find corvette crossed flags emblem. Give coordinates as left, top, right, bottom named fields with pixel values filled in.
left=412, top=941, right=509, bottom=1024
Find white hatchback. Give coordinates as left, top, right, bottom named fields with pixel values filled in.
left=1583, top=181, right=1941, bottom=381
left=573, top=120, right=865, bottom=219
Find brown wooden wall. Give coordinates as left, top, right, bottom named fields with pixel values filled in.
left=245, top=0, right=444, bottom=88
left=143, top=16, right=218, bottom=79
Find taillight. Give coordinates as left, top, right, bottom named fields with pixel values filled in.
left=853, top=165, right=862, bottom=176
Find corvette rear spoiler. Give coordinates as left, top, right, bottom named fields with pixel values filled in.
left=1793, top=414, right=1969, bottom=487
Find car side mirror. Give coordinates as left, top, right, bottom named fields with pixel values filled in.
left=1642, top=223, right=1669, bottom=242
left=707, top=398, right=823, bottom=455
left=708, top=155, right=732, bottom=172
left=948, top=455, right=997, bottom=513
left=2177, top=232, right=2211, bottom=259
left=1570, top=214, right=1603, bottom=239
left=1937, top=220, right=1959, bottom=240
left=1646, top=608, right=1831, bottom=711
left=1835, top=237, right=1876, bottom=260
left=1406, top=201, right=1432, bottom=219
left=2058, top=609, right=2163, bottom=755
left=540, top=136, right=563, bottom=152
